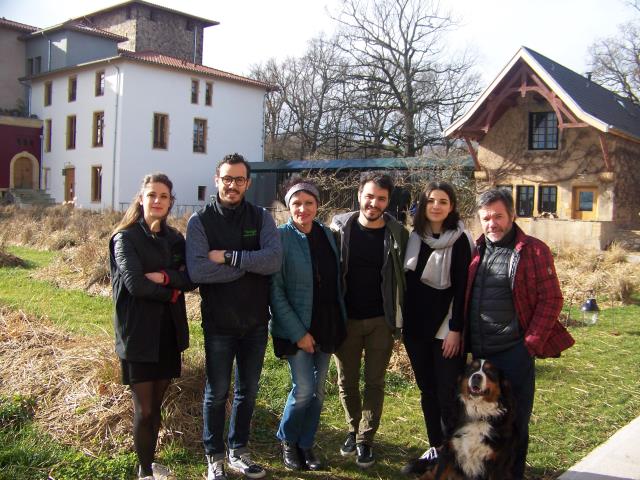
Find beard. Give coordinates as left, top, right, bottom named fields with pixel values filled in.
left=361, top=206, right=383, bottom=222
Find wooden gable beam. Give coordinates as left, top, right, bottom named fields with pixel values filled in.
left=598, top=132, right=613, bottom=171
left=463, top=136, right=481, bottom=170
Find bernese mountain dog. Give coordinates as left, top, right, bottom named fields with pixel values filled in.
left=416, top=359, right=516, bottom=480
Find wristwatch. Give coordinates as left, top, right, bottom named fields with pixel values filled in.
left=223, top=250, right=233, bottom=265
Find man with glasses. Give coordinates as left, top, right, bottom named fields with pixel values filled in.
left=186, top=153, right=282, bottom=480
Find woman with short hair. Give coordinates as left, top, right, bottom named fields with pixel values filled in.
left=270, top=177, right=346, bottom=471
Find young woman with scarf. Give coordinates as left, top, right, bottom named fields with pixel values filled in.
left=401, top=181, right=474, bottom=474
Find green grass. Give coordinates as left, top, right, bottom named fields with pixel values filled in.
left=1, top=246, right=640, bottom=479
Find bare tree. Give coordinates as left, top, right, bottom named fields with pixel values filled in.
left=332, top=0, right=476, bottom=157
left=589, top=2, right=640, bottom=105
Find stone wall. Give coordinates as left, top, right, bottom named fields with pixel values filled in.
left=611, top=135, right=640, bottom=228
left=90, top=5, right=204, bottom=64
left=476, top=94, right=617, bottom=222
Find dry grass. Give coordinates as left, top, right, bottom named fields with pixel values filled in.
left=0, top=307, right=208, bottom=454
left=554, top=243, right=640, bottom=308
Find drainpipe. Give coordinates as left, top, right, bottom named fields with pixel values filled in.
left=110, top=63, right=121, bottom=210
left=261, top=92, right=267, bottom=162
left=47, top=39, right=52, bottom=71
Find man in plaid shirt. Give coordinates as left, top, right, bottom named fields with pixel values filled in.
left=465, top=188, right=574, bottom=480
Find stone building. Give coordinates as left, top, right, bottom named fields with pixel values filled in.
left=445, top=47, right=640, bottom=250
left=72, top=0, right=217, bottom=64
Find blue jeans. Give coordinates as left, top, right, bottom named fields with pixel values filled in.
left=276, top=349, right=331, bottom=449
left=481, top=341, right=535, bottom=480
left=202, top=324, right=268, bottom=459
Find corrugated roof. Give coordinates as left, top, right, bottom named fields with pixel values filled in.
left=251, top=157, right=474, bottom=172
left=0, top=17, right=39, bottom=33
left=120, top=50, right=275, bottom=90
left=23, top=20, right=129, bottom=42
left=72, top=0, right=218, bottom=28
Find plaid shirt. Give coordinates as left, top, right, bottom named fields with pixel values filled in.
left=466, top=223, right=574, bottom=358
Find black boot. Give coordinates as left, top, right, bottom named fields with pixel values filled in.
left=299, top=446, right=323, bottom=471
left=282, top=441, right=303, bottom=470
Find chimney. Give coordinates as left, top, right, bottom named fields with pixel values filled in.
left=585, top=71, right=593, bottom=81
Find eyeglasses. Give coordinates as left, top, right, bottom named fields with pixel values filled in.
left=219, top=175, right=247, bottom=186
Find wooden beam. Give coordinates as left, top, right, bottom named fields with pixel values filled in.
left=463, top=136, right=481, bottom=170
left=598, top=132, right=612, bottom=171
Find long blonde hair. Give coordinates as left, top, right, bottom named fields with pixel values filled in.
left=112, top=173, right=175, bottom=235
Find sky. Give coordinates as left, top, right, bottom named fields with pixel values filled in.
left=1, top=0, right=637, bottom=85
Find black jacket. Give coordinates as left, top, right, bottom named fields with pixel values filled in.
left=110, top=218, right=195, bottom=362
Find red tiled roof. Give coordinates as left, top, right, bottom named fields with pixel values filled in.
left=23, top=20, right=128, bottom=42
left=119, top=50, right=276, bottom=91
left=0, top=17, right=39, bottom=33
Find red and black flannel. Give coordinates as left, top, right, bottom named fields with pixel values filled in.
left=465, top=224, right=574, bottom=358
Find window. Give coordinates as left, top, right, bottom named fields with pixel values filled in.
left=193, top=118, right=207, bottom=153
left=198, top=186, right=207, bottom=201
left=44, top=119, right=52, bottom=152
left=529, top=112, right=558, bottom=150
left=538, top=186, right=557, bottom=214
left=95, top=71, right=105, bottom=96
left=66, top=115, right=76, bottom=150
left=34, top=56, right=41, bottom=74
left=191, top=79, right=199, bottom=104
left=68, top=76, right=77, bottom=102
left=205, top=82, right=213, bottom=106
left=44, top=81, right=52, bottom=106
left=93, top=111, right=104, bottom=147
left=91, top=166, right=102, bottom=202
left=516, top=185, right=534, bottom=217
left=153, top=113, right=168, bottom=149
left=578, top=191, right=595, bottom=211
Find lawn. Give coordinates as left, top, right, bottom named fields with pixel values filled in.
left=1, top=246, right=639, bottom=480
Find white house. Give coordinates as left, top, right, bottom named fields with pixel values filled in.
left=29, top=51, right=270, bottom=211
left=20, top=1, right=272, bottom=211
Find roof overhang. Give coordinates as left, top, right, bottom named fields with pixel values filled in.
left=444, top=47, right=610, bottom=139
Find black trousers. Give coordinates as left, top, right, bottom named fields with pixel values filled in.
left=404, top=335, right=465, bottom=448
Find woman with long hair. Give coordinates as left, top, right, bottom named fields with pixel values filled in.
left=401, top=181, right=474, bottom=472
left=110, top=173, right=194, bottom=480
left=270, top=177, right=346, bottom=472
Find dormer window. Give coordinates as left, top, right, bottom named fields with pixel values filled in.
left=529, top=112, right=558, bottom=150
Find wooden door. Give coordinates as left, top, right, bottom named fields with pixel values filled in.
left=14, top=157, right=33, bottom=189
left=64, top=168, right=75, bottom=202
left=572, top=187, right=598, bottom=220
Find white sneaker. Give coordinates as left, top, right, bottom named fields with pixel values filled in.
left=227, top=451, right=266, bottom=479
left=419, top=446, right=439, bottom=462
left=152, top=462, right=176, bottom=480
left=207, top=458, right=227, bottom=480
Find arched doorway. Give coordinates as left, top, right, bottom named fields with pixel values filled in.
left=9, top=152, right=39, bottom=190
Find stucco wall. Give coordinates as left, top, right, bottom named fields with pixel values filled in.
left=0, top=27, right=27, bottom=110
left=477, top=95, right=615, bottom=222
left=91, top=5, right=204, bottom=64
left=30, top=60, right=266, bottom=210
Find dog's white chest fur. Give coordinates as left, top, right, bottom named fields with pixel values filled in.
left=451, top=420, right=494, bottom=478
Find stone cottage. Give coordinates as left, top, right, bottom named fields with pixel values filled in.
left=445, top=46, right=640, bottom=250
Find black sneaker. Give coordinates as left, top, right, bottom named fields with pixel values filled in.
left=356, top=443, right=375, bottom=468
left=400, top=446, right=439, bottom=475
left=340, top=432, right=357, bottom=456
